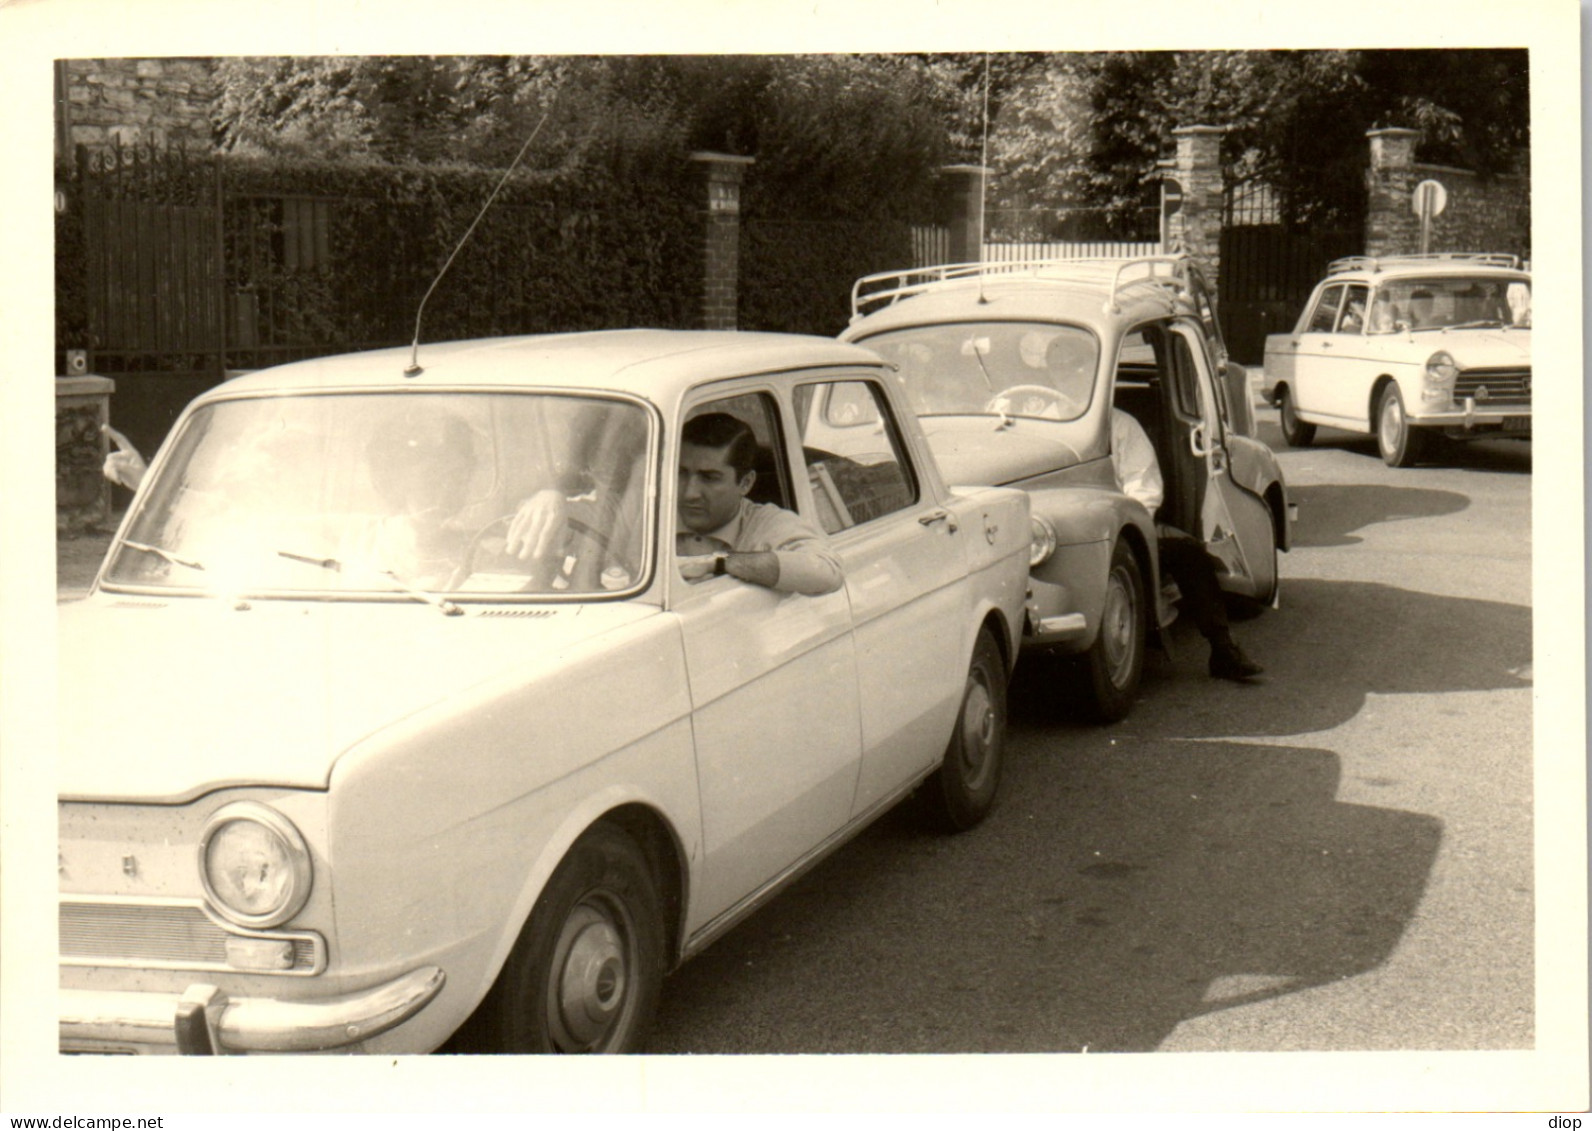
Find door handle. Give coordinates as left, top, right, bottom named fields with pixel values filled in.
left=919, top=509, right=958, bottom=532
left=1189, top=423, right=1212, bottom=458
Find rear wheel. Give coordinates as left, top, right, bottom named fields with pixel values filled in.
left=1277, top=386, right=1315, bottom=447
left=1080, top=539, right=1146, bottom=723
left=917, top=628, right=1006, bottom=832
left=1377, top=384, right=1425, bottom=468
left=484, top=822, right=664, bottom=1053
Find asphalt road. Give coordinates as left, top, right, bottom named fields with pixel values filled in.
left=647, top=411, right=1534, bottom=1054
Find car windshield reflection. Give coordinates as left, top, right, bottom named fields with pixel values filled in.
left=1369, top=276, right=1531, bottom=333
left=865, top=322, right=1101, bottom=421
left=104, top=391, right=653, bottom=600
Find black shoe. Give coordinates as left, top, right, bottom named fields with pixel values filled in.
left=1209, top=638, right=1263, bottom=681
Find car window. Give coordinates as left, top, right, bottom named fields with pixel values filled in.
left=686, top=392, right=792, bottom=512
left=862, top=322, right=1099, bottom=422
left=795, top=379, right=918, bottom=534
left=1374, top=276, right=1529, bottom=330
left=105, top=392, right=653, bottom=598
left=1336, top=284, right=1370, bottom=333
left=1306, top=284, right=1344, bottom=332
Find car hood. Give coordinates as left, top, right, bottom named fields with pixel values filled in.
left=919, top=416, right=1086, bottom=487
left=1404, top=328, right=1531, bottom=366
left=57, top=596, right=660, bottom=803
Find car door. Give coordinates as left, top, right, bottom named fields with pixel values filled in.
left=671, top=387, right=863, bottom=927
left=1313, top=282, right=1373, bottom=426
left=1288, top=282, right=1345, bottom=420
left=794, top=376, right=968, bottom=817
left=1167, top=322, right=1277, bottom=600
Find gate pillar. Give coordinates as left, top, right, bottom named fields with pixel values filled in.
left=691, top=152, right=755, bottom=330
left=1169, top=126, right=1226, bottom=294
left=1365, top=128, right=1421, bottom=257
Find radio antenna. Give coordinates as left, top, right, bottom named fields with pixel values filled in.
left=405, top=108, right=553, bottom=377
left=977, top=53, right=991, bottom=303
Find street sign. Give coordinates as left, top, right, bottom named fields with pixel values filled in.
left=1413, top=179, right=1447, bottom=254
left=1412, top=179, right=1448, bottom=218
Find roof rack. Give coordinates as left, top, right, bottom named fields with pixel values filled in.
left=849, top=254, right=1196, bottom=321
left=1328, top=253, right=1522, bottom=275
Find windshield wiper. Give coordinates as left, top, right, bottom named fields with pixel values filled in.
left=121, top=540, right=205, bottom=572
left=1447, top=320, right=1510, bottom=330
left=275, top=548, right=461, bottom=616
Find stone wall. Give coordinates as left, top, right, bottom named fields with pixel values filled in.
left=58, top=58, right=217, bottom=152
left=1364, top=128, right=1529, bottom=261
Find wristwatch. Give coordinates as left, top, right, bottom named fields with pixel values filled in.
left=713, top=554, right=728, bottom=576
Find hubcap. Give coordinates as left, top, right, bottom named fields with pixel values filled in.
left=549, top=901, right=629, bottom=1050
left=958, top=675, right=996, bottom=789
left=1380, top=394, right=1403, bottom=452
left=1099, top=567, right=1136, bottom=686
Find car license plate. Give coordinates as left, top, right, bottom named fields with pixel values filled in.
left=1501, top=417, right=1531, bottom=433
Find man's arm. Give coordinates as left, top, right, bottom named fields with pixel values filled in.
left=732, top=506, right=844, bottom=596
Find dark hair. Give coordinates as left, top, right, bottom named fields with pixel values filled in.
left=682, top=412, right=758, bottom=478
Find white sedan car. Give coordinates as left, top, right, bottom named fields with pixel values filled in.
left=1263, top=253, right=1530, bottom=466
left=57, top=330, right=1030, bottom=1055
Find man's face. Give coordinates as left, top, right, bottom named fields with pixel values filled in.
left=678, top=441, right=752, bottom=534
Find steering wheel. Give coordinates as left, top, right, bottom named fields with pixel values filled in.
left=984, top=384, right=1073, bottom=418
left=448, top=513, right=614, bottom=593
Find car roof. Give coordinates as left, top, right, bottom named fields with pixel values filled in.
left=1324, top=254, right=1529, bottom=284
left=841, top=257, right=1193, bottom=340
left=205, top=330, right=888, bottom=403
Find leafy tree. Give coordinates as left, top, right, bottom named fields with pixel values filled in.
left=985, top=49, right=1528, bottom=234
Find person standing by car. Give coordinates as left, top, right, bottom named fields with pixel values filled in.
left=1111, top=407, right=1264, bottom=682
left=673, top=412, right=844, bottom=595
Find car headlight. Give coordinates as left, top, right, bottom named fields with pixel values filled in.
left=1423, top=351, right=1459, bottom=402
left=1029, top=515, right=1057, bottom=568
left=199, top=801, right=313, bottom=929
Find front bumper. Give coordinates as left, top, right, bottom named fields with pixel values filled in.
left=60, top=965, right=445, bottom=1054
left=1414, top=397, right=1530, bottom=433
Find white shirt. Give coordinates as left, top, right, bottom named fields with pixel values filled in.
left=676, top=497, right=844, bottom=596
left=1110, top=408, right=1164, bottom=515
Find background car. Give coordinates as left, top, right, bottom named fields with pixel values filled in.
left=57, top=329, right=1031, bottom=1055
left=1261, top=253, right=1531, bottom=467
left=842, top=255, right=1291, bottom=721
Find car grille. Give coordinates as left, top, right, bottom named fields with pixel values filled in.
left=1455, top=367, right=1530, bottom=406
left=60, top=899, right=324, bottom=975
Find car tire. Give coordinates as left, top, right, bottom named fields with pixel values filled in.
left=1081, top=539, right=1146, bottom=723
left=1277, top=386, right=1315, bottom=447
left=1377, top=383, right=1425, bottom=468
left=917, top=627, right=1007, bottom=832
left=484, top=821, right=665, bottom=1053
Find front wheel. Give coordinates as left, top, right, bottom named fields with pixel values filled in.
left=483, top=822, right=665, bottom=1053
left=917, top=627, right=1007, bottom=832
left=1277, top=386, right=1315, bottom=447
left=1080, top=539, right=1146, bottom=723
left=1377, top=384, right=1426, bottom=468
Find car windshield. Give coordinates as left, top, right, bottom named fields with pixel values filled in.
left=104, top=391, right=654, bottom=600
left=863, top=322, right=1100, bottom=421
left=1368, top=276, right=1531, bottom=333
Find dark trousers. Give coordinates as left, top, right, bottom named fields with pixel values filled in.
left=1157, top=530, right=1228, bottom=639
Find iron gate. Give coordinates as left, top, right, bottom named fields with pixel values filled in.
left=1219, top=178, right=1362, bottom=364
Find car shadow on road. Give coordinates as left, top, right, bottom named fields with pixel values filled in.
left=646, top=735, right=1445, bottom=1053
left=1280, top=427, right=1532, bottom=475
left=1281, top=483, right=1471, bottom=547
left=1015, top=576, right=1532, bottom=740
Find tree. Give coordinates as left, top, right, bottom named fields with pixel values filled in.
left=984, top=49, right=1529, bottom=234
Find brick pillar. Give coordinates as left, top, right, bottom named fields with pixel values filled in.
left=940, top=164, right=992, bottom=264
left=1364, top=128, right=1420, bottom=257
left=690, top=152, right=754, bottom=330
left=1169, top=125, right=1226, bottom=295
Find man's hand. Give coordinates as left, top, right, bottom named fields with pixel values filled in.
left=504, top=489, right=567, bottom=560
left=101, top=424, right=147, bottom=491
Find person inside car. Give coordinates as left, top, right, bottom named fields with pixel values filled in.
left=1110, top=407, right=1264, bottom=682
left=673, top=412, right=844, bottom=595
